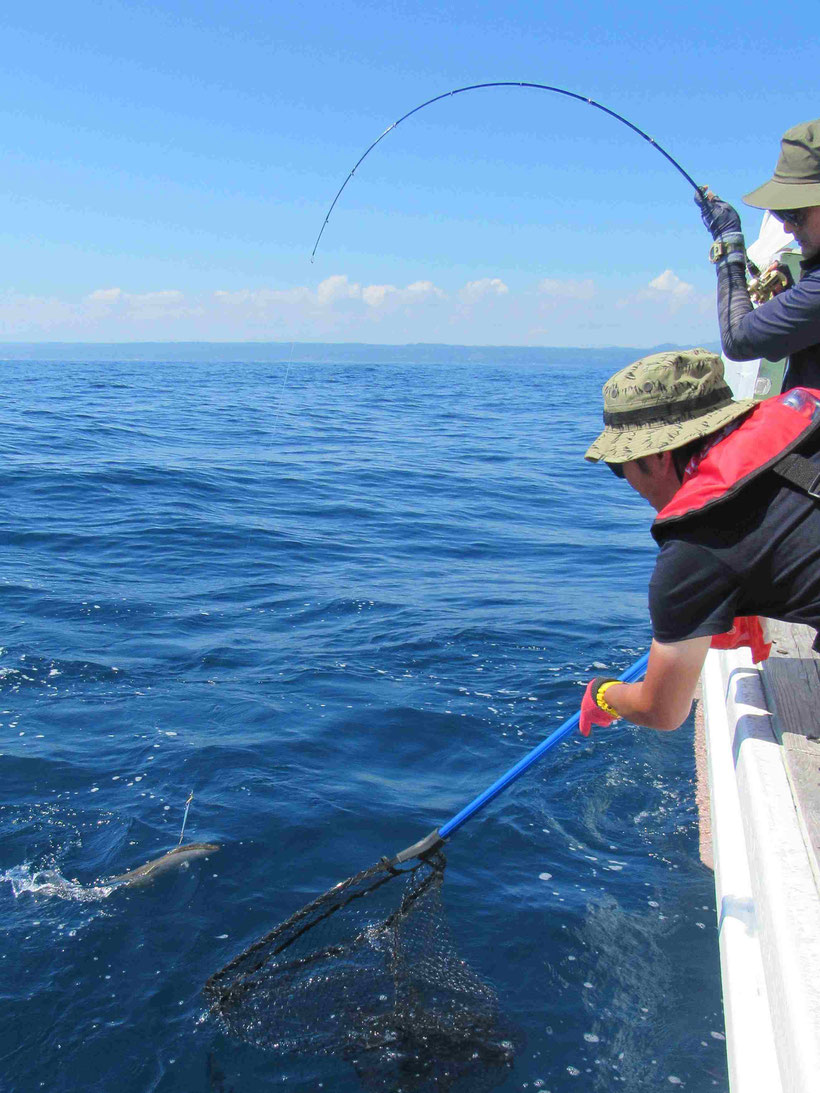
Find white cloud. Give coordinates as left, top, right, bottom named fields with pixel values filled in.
left=0, top=269, right=719, bottom=345
left=362, top=280, right=445, bottom=309
left=214, top=275, right=444, bottom=313
left=645, top=269, right=694, bottom=298
left=459, top=277, right=509, bottom=303
left=87, top=287, right=124, bottom=303
left=608, top=268, right=714, bottom=347
left=125, top=291, right=192, bottom=320
left=0, top=291, right=77, bottom=335
left=316, top=274, right=362, bottom=307
left=85, top=287, right=199, bottom=321
left=620, top=269, right=711, bottom=321
left=214, top=276, right=446, bottom=323
left=361, top=284, right=389, bottom=308
left=405, top=279, right=445, bottom=301
left=214, top=287, right=312, bottom=310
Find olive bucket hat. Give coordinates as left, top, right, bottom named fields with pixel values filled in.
left=584, top=348, right=755, bottom=465
left=743, top=119, right=820, bottom=210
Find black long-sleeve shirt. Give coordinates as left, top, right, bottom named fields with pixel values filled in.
left=717, top=251, right=820, bottom=390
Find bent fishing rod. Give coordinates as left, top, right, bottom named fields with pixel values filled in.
left=311, top=82, right=702, bottom=260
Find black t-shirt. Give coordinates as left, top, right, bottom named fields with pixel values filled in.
left=649, top=441, right=820, bottom=643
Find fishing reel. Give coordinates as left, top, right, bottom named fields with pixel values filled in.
left=747, top=260, right=794, bottom=304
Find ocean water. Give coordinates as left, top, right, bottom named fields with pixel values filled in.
left=0, top=357, right=728, bottom=1092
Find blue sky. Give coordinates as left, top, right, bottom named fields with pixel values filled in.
left=1, top=0, right=816, bottom=345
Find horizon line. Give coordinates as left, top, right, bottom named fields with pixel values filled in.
left=0, top=338, right=701, bottom=350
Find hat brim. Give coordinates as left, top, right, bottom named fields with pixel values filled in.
left=584, top=397, right=756, bottom=464
left=743, top=178, right=820, bottom=210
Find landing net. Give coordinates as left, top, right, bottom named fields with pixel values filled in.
left=204, top=850, right=515, bottom=1091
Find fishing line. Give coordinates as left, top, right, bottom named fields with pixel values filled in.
left=311, top=81, right=701, bottom=259
left=270, top=340, right=296, bottom=436
left=176, top=790, right=194, bottom=847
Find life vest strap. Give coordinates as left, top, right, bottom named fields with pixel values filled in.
left=773, top=452, right=820, bottom=501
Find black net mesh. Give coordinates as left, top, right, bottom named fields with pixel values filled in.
left=204, top=850, right=516, bottom=1092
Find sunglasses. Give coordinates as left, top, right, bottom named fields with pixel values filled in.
left=770, top=207, right=809, bottom=228
left=607, top=462, right=625, bottom=479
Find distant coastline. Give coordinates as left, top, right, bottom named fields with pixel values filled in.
left=0, top=340, right=720, bottom=365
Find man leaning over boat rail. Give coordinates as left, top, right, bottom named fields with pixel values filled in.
left=580, top=347, right=820, bottom=736
left=696, top=118, right=820, bottom=391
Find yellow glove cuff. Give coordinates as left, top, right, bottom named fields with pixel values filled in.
left=596, top=680, right=620, bottom=718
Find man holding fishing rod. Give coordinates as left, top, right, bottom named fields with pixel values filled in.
left=696, top=118, right=820, bottom=390
left=579, top=347, right=820, bottom=736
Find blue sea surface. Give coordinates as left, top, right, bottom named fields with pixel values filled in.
left=0, top=358, right=727, bottom=1092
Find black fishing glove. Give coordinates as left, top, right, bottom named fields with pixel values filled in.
left=695, top=188, right=742, bottom=239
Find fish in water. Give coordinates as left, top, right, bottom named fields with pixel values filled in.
left=0, top=843, right=221, bottom=902
left=108, top=842, right=220, bottom=888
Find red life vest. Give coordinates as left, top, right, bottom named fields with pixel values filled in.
left=654, top=387, right=820, bottom=528
left=652, top=387, right=820, bottom=663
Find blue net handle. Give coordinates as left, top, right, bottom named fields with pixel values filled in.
left=438, top=651, right=650, bottom=840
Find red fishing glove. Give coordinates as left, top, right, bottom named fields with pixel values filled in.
left=580, top=677, right=621, bottom=738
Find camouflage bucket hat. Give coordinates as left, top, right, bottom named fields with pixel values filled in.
left=584, top=348, right=755, bottom=465
left=743, top=119, right=820, bottom=210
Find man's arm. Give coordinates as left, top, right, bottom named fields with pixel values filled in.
left=718, top=263, right=820, bottom=362
left=695, top=189, right=820, bottom=363
left=602, top=636, right=711, bottom=732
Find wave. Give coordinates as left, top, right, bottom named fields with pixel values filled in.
left=0, top=864, right=115, bottom=903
